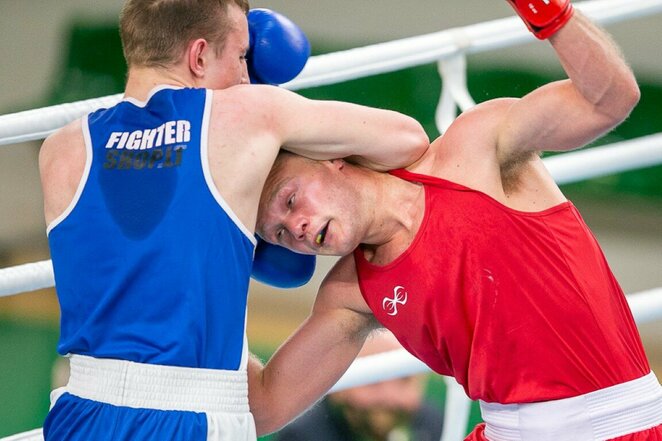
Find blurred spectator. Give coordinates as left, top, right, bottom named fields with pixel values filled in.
left=275, top=331, right=443, bottom=441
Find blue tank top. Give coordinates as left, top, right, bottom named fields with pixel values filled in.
left=47, top=86, right=256, bottom=371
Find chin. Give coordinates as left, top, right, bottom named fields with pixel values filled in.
left=323, top=242, right=358, bottom=257
left=317, top=248, right=344, bottom=257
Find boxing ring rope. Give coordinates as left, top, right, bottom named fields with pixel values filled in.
left=2, top=0, right=662, bottom=146
left=2, top=0, right=662, bottom=440
left=1, top=133, right=661, bottom=299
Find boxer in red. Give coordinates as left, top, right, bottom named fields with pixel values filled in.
left=248, top=1, right=662, bottom=440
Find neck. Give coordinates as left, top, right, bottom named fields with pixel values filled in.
left=360, top=170, right=425, bottom=249
left=124, top=65, right=195, bottom=102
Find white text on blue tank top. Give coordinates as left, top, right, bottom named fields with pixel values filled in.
left=103, top=120, right=190, bottom=170
left=105, top=120, right=191, bottom=150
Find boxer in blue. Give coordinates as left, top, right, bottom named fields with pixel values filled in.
left=38, top=1, right=429, bottom=440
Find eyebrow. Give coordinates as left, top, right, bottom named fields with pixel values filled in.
left=266, top=176, right=292, bottom=207
left=258, top=176, right=292, bottom=239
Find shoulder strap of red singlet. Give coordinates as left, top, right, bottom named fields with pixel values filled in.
left=388, top=168, right=472, bottom=192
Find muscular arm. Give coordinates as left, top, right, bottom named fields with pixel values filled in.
left=233, top=85, right=429, bottom=171
left=496, top=11, right=640, bottom=163
left=276, top=94, right=429, bottom=171
left=209, top=85, right=428, bottom=230
left=248, top=255, right=378, bottom=435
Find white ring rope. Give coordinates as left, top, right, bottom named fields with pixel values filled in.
left=1, top=134, right=660, bottom=298
left=0, top=260, right=54, bottom=298
left=0, top=429, right=42, bottom=441
left=544, top=133, right=662, bottom=185
left=2, top=0, right=662, bottom=146
left=2, top=1, right=662, bottom=440
left=0, top=94, right=123, bottom=146
left=287, top=0, right=662, bottom=90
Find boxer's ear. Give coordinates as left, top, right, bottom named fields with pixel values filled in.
left=329, top=158, right=346, bottom=170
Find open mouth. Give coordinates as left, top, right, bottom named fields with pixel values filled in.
left=315, top=221, right=330, bottom=246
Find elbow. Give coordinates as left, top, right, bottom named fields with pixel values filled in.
left=371, top=119, right=429, bottom=171
left=413, top=124, right=431, bottom=159
left=402, top=121, right=430, bottom=165
left=601, top=75, right=641, bottom=125
left=621, top=77, right=641, bottom=118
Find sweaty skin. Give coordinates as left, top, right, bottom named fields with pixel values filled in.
left=249, top=11, right=645, bottom=437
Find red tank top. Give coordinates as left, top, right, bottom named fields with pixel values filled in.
left=354, top=169, right=649, bottom=404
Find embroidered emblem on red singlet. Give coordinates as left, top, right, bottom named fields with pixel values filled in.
left=382, top=286, right=408, bottom=316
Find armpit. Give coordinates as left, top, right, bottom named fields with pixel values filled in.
left=500, top=150, right=541, bottom=194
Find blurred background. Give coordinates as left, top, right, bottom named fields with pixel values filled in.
left=1, top=0, right=661, bottom=438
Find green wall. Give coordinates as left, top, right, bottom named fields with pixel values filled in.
left=0, top=318, right=59, bottom=437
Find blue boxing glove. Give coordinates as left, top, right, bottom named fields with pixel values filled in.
left=251, top=238, right=316, bottom=289
left=247, top=8, right=311, bottom=85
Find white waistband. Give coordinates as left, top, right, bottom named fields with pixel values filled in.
left=65, top=354, right=250, bottom=414
left=480, top=371, right=662, bottom=441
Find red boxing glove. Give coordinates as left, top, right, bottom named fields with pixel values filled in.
left=506, top=0, right=574, bottom=40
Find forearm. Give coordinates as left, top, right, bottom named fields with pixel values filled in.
left=345, top=109, right=430, bottom=171
left=248, top=349, right=321, bottom=436
left=248, top=311, right=372, bottom=435
left=496, top=2, right=640, bottom=157
left=273, top=88, right=429, bottom=171
left=550, top=11, right=640, bottom=120
left=249, top=343, right=364, bottom=435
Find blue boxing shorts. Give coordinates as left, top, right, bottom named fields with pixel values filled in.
left=44, top=355, right=257, bottom=441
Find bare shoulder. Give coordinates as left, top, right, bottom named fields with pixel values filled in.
left=210, top=84, right=286, bottom=127
left=411, top=98, right=517, bottom=188
left=40, top=119, right=86, bottom=180
left=213, top=83, right=282, bottom=102
left=442, top=98, right=516, bottom=149
left=207, top=84, right=284, bottom=164
left=421, top=97, right=565, bottom=208
left=210, top=84, right=320, bottom=137
left=40, top=119, right=87, bottom=224
left=40, top=119, right=85, bottom=160
left=316, top=254, right=373, bottom=317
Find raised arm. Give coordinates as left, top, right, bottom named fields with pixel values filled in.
left=248, top=256, right=378, bottom=435
left=496, top=1, right=640, bottom=162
